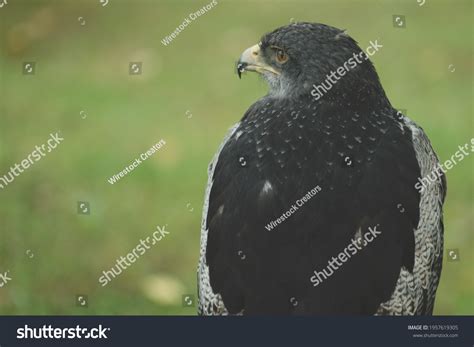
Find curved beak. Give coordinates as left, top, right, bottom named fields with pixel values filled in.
left=236, top=43, right=280, bottom=79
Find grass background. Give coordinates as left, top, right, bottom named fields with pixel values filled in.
left=0, top=0, right=472, bottom=315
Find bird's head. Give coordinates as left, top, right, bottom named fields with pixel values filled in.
left=237, top=22, right=384, bottom=101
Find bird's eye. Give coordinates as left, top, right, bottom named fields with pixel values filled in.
left=275, top=49, right=289, bottom=64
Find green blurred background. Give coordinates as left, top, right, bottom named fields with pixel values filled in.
left=0, top=0, right=472, bottom=315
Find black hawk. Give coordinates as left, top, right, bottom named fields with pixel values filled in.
left=198, top=23, right=446, bottom=315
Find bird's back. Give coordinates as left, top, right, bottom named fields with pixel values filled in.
left=198, top=96, right=445, bottom=315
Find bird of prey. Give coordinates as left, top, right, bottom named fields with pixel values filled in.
left=198, top=23, right=446, bottom=315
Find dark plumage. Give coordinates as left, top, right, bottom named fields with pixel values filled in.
left=198, top=23, right=446, bottom=315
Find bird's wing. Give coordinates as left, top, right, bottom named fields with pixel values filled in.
left=376, top=116, right=446, bottom=315
left=198, top=122, right=240, bottom=315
